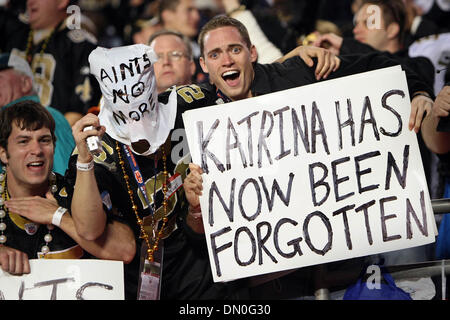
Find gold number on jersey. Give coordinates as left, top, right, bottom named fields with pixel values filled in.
left=31, top=53, right=56, bottom=107
left=177, top=84, right=205, bottom=103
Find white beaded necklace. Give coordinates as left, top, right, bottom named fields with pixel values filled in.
left=0, top=168, right=57, bottom=256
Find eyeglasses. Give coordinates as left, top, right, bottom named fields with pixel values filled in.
left=155, top=51, right=188, bottom=62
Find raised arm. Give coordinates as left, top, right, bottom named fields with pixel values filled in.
left=70, top=113, right=107, bottom=240
left=421, top=85, right=450, bottom=154
left=275, top=45, right=340, bottom=80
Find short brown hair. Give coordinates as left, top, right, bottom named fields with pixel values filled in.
left=360, top=0, right=407, bottom=44
left=198, top=15, right=252, bottom=57
left=157, top=0, right=181, bottom=22
left=0, top=100, right=56, bottom=150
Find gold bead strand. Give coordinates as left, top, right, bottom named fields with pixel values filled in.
left=25, top=28, right=55, bottom=66
left=115, top=142, right=154, bottom=261
left=153, top=148, right=169, bottom=254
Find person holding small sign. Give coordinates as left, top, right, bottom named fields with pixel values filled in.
left=0, top=101, right=135, bottom=275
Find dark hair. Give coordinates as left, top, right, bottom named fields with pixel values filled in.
left=198, top=15, right=252, bottom=58
left=148, top=29, right=193, bottom=59
left=0, top=100, right=56, bottom=150
left=157, top=0, right=181, bottom=22
left=360, top=0, right=407, bottom=44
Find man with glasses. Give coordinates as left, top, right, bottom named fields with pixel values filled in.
left=148, top=30, right=196, bottom=94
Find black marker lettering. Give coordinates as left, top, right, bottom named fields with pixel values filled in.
left=258, top=110, right=274, bottom=168
left=238, top=178, right=262, bottom=222
left=385, top=144, right=410, bottom=190
left=256, top=221, right=277, bottom=264
left=355, top=151, right=381, bottom=194
left=380, top=89, right=405, bottom=137
left=234, top=227, right=256, bottom=266
left=292, top=105, right=310, bottom=155
left=208, top=179, right=236, bottom=226
left=335, top=99, right=355, bottom=150
left=237, top=111, right=259, bottom=167
left=210, top=226, right=232, bottom=277
left=226, top=117, right=247, bottom=170
left=274, top=106, right=291, bottom=160
left=258, top=173, right=294, bottom=212
left=359, top=96, right=380, bottom=143
left=274, top=218, right=303, bottom=258
left=303, top=211, right=333, bottom=255
left=309, top=162, right=330, bottom=206
left=197, top=120, right=225, bottom=174
left=311, top=101, right=329, bottom=154
left=380, top=196, right=401, bottom=242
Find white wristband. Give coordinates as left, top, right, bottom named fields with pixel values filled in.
left=76, top=160, right=94, bottom=171
left=52, top=207, right=68, bottom=227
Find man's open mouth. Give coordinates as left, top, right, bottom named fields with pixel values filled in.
left=27, top=161, right=44, bottom=168
left=222, top=70, right=240, bottom=86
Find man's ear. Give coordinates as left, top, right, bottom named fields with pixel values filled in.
left=199, top=56, right=209, bottom=74
left=250, top=45, right=258, bottom=63
left=21, top=75, right=33, bottom=95
left=386, top=22, right=400, bottom=40
left=0, top=146, right=8, bottom=166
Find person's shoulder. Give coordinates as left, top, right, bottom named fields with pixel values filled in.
left=159, top=83, right=218, bottom=110
left=260, top=57, right=312, bottom=77
left=268, top=56, right=308, bottom=69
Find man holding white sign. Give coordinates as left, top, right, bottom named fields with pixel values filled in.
left=181, top=15, right=436, bottom=297
left=68, top=16, right=434, bottom=299
left=0, top=101, right=135, bottom=276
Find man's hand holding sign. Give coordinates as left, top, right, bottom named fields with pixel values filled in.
left=182, top=66, right=437, bottom=283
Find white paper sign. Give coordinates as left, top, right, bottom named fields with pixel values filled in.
left=182, top=66, right=437, bottom=282
left=0, top=259, right=124, bottom=300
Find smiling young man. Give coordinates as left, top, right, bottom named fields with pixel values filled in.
left=176, top=15, right=435, bottom=298
left=0, top=101, right=135, bottom=275
left=199, top=24, right=257, bottom=101
left=0, top=52, right=75, bottom=176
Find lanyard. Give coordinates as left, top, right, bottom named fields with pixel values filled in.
left=122, top=144, right=154, bottom=215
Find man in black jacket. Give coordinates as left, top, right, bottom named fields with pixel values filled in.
left=181, top=14, right=435, bottom=299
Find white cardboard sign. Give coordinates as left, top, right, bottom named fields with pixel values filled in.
left=0, top=259, right=124, bottom=300
left=182, top=66, right=437, bottom=282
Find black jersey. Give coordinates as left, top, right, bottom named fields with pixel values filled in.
left=67, top=126, right=248, bottom=300
left=0, top=9, right=101, bottom=115
left=1, top=173, right=87, bottom=260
